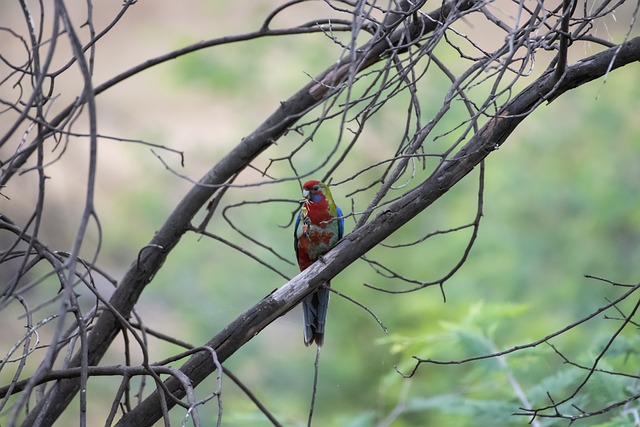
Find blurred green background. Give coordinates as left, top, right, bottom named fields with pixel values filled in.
left=1, top=1, right=640, bottom=426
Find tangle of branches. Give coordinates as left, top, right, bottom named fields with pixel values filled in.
left=0, top=0, right=639, bottom=425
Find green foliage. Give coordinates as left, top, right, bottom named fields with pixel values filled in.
left=379, top=301, right=640, bottom=426
left=592, top=415, right=640, bottom=427
left=405, top=395, right=521, bottom=425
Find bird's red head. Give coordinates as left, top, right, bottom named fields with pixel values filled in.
left=301, top=180, right=326, bottom=203
left=302, top=180, right=321, bottom=191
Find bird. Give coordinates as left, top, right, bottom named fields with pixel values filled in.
left=294, top=180, right=344, bottom=346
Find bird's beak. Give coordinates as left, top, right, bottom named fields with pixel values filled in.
left=299, top=188, right=310, bottom=204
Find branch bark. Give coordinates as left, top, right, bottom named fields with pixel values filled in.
left=114, top=36, right=640, bottom=427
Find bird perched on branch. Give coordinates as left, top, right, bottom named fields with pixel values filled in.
left=294, top=180, right=344, bottom=346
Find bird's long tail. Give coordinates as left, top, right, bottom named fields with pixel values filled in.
left=302, top=284, right=330, bottom=346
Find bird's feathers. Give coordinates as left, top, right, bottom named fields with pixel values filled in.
left=294, top=180, right=343, bottom=346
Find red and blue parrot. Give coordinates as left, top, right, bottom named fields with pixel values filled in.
left=294, top=180, right=344, bottom=346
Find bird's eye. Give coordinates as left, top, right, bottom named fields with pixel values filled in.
left=312, top=185, right=319, bottom=191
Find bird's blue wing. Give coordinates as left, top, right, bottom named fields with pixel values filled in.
left=336, top=206, right=344, bottom=240
left=294, top=210, right=301, bottom=259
